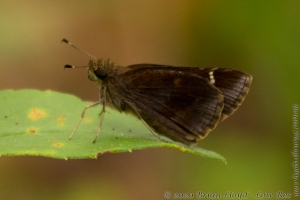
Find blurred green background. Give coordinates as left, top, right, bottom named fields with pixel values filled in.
left=0, top=0, right=299, bottom=199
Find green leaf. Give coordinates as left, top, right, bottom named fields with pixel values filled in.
left=0, top=90, right=226, bottom=163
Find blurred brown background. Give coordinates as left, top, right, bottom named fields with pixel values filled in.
left=0, top=0, right=299, bottom=199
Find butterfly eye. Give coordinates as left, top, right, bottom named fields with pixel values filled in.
left=94, top=67, right=107, bottom=79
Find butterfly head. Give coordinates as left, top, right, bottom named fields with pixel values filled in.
left=87, top=59, right=108, bottom=83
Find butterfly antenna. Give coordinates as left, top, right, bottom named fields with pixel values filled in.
left=61, top=38, right=97, bottom=60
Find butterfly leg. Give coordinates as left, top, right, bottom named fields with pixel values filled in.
left=92, top=104, right=106, bottom=143
left=93, top=87, right=107, bottom=143
left=68, top=101, right=101, bottom=140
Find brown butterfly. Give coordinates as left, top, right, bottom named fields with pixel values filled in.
left=62, top=39, right=252, bottom=145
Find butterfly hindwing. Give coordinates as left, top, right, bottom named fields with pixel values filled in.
left=188, top=68, right=252, bottom=121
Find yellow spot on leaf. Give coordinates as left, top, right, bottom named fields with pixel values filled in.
left=84, top=118, right=93, bottom=123
left=177, top=146, right=187, bottom=152
left=28, top=108, right=46, bottom=120
left=57, top=116, right=65, bottom=127
left=47, top=150, right=56, bottom=154
left=57, top=116, right=64, bottom=121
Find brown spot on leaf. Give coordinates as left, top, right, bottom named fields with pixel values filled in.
left=51, top=141, right=64, bottom=147
left=28, top=128, right=37, bottom=134
left=54, top=143, right=63, bottom=147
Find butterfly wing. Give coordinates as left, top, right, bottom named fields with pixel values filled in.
left=114, top=65, right=224, bottom=145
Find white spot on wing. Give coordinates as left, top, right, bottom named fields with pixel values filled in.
left=209, top=71, right=215, bottom=84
